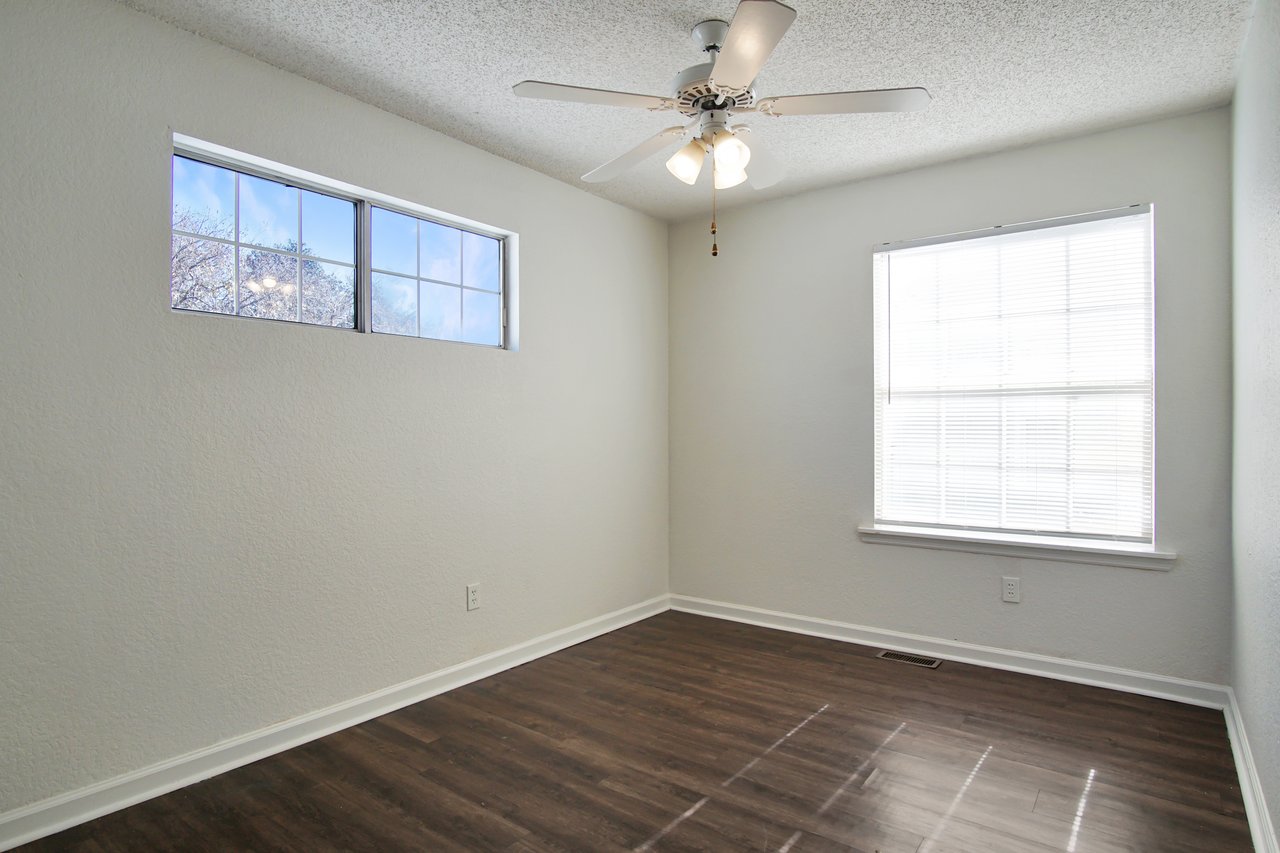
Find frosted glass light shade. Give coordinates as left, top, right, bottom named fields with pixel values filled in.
left=666, top=140, right=706, bottom=185
left=714, top=166, right=748, bottom=189
left=711, top=130, right=751, bottom=172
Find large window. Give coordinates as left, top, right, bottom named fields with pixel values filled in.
left=873, top=206, right=1154, bottom=544
left=170, top=141, right=508, bottom=347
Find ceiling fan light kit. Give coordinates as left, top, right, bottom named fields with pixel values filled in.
left=513, top=0, right=931, bottom=254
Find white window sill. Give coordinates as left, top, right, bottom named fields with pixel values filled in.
left=857, top=524, right=1177, bottom=570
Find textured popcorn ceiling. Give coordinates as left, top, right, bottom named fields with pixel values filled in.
left=119, top=0, right=1250, bottom=221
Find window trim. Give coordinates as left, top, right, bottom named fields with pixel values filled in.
left=171, top=134, right=518, bottom=349
left=857, top=523, right=1176, bottom=570
left=869, top=205, right=1164, bottom=565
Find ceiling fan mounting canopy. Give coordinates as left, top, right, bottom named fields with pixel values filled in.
left=511, top=0, right=931, bottom=189
left=689, top=19, right=730, bottom=53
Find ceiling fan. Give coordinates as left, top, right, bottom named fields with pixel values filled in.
left=512, top=0, right=931, bottom=195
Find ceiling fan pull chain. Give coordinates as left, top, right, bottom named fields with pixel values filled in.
left=710, top=164, right=719, bottom=257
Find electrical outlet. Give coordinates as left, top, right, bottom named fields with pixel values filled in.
left=466, top=583, right=480, bottom=611
left=1002, top=576, right=1021, bottom=603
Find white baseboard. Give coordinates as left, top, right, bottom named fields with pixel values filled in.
left=670, top=594, right=1231, bottom=708
left=0, top=595, right=669, bottom=852
left=1225, top=689, right=1279, bottom=853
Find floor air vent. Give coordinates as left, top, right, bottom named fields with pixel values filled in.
left=876, top=650, right=942, bottom=669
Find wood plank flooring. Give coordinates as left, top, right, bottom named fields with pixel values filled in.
left=22, top=612, right=1252, bottom=851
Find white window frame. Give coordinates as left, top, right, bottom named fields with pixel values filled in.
left=170, top=134, right=518, bottom=350
left=859, top=206, right=1176, bottom=570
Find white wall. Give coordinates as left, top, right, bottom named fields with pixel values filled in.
left=1232, top=0, right=1280, bottom=835
left=670, top=109, right=1232, bottom=682
left=0, top=1, right=668, bottom=814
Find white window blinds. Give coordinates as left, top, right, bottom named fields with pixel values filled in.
left=873, top=207, right=1154, bottom=542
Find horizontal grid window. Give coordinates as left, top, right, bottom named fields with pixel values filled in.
left=170, top=143, right=509, bottom=348
left=873, top=208, right=1154, bottom=543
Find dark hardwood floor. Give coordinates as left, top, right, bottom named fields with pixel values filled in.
left=23, top=611, right=1251, bottom=851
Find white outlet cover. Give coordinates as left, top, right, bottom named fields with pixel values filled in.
left=1002, top=576, right=1021, bottom=602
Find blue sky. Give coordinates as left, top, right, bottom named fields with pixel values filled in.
left=172, top=156, right=233, bottom=238
left=174, top=156, right=355, bottom=263
left=238, top=173, right=297, bottom=249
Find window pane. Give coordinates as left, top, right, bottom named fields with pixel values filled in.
left=1072, top=471, right=1147, bottom=538
left=171, top=235, right=234, bottom=313
left=302, top=260, right=355, bottom=328
left=1005, top=313, right=1068, bottom=386
left=941, top=465, right=1001, bottom=527
left=372, top=207, right=417, bottom=275
left=300, top=190, right=355, bottom=264
left=239, top=250, right=298, bottom=321
left=421, top=281, right=462, bottom=341
left=421, top=221, right=462, bottom=284
left=461, top=288, right=501, bottom=346
left=372, top=272, right=417, bottom=336
left=1004, top=468, right=1068, bottom=531
left=880, top=461, right=941, bottom=522
left=462, top=231, right=500, bottom=292
left=172, top=156, right=234, bottom=240
left=239, top=174, right=299, bottom=251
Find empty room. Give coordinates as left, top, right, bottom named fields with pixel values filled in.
left=1, top=0, right=1277, bottom=850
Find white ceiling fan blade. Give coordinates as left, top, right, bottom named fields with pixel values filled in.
left=756, top=87, right=932, bottom=116
left=733, top=127, right=785, bottom=189
left=581, top=125, right=690, bottom=183
left=709, top=0, right=797, bottom=95
left=513, top=80, right=674, bottom=111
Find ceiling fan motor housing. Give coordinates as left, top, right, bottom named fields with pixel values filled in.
left=671, top=19, right=759, bottom=117
left=671, top=62, right=757, bottom=117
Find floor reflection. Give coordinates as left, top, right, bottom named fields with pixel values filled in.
left=1067, top=768, right=1097, bottom=852
left=917, top=744, right=994, bottom=852
left=634, top=795, right=710, bottom=851
left=817, top=721, right=907, bottom=815
left=636, top=702, right=831, bottom=851
left=722, top=702, right=830, bottom=787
